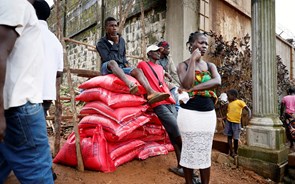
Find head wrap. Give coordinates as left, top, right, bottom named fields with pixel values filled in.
left=158, top=41, right=169, bottom=48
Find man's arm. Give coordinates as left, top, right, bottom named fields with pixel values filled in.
left=167, top=57, right=180, bottom=85
left=244, top=106, right=252, bottom=119
left=0, top=25, right=18, bottom=141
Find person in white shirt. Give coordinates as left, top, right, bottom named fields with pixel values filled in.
left=33, top=0, right=64, bottom=117
left=0, top=0, right=53, bottom=183
left=33, top=0, right=64, bottom=181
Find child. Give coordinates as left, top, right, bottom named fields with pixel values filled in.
left=224, top=89, right=251, bottom=157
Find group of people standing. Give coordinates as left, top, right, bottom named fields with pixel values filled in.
left=96, top=17, right=222, bottom=184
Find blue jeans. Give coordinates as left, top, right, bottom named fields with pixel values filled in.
left=0, top=102, right=53, bottom=184
left=101, top=61, right=134, bottom=75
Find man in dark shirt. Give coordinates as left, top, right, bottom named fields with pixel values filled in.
left=96, top=17, right=169, bottom=104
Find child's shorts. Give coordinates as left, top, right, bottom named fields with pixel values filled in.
left=223, top=120, right=241, bottom=140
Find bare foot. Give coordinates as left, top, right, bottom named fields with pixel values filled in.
left=129, top=83, right=138, bottom=94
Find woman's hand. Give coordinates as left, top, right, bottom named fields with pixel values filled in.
left=190, top=48, right=201, bottom=62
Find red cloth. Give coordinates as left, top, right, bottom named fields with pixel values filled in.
left=137, top=61, right=175, bottom=108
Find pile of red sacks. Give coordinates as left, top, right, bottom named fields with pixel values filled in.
left=53, top=74, right=174, bottom=172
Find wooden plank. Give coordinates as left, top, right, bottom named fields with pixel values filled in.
left=64, top=68, right=100, bottom=78
left=46, top=114, right=86, bottom=121
left=60, top=96, right=71, bottom=101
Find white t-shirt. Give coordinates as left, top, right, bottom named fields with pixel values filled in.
left=39, top=20, right=63, bottom=100
left=0, top=0, right=44, bottom=109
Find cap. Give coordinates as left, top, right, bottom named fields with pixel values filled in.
left=146, top=45, right=160, bottom=54
left=158, top=41, right=169, bottom=48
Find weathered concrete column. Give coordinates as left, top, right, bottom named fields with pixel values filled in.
left=238, top=0, right=289, bottom=182
left=166, top=0, right=197, bottom=64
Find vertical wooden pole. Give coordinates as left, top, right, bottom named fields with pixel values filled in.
left=52, top=0, right=61, bottom=159
left=53, top=76, right=62, bottom=157
left=140, top=0, right=147, bottom=60
left=54, top=0, right=84, bottom=171
left=118, top=0, right=133, bottom=35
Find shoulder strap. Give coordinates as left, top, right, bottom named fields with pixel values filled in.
left=146, top=62, right=163, bottom=87
left=206, top=62, right=212, bottom=74
left=183, top=61, right=188, bottom=71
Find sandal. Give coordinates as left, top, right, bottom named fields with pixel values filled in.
left=147, top=92, right=170, bottom=104
left=168, top=167, right=199, bottom=178
left=129, top=83, right=138, bottom=94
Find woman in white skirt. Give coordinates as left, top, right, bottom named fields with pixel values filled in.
left=177, top=31, right=221, bottom=184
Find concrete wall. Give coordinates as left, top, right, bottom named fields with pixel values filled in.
left=210, top=0, right=251, bottom=41
left=210, top=0, right=294, bottom=80
left=48, top=0, right=166, bottom=72
left=276, top=36, right=295, bottom=79
left=223, top=0, right=251, bottom=17
left=276, top=37, right=292, bottom=77
left=166, top=0, right=198, bottom=64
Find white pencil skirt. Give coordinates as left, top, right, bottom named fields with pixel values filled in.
left=177, top=108, right=216, bottom=169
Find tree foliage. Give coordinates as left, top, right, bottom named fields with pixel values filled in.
left=207, top=31, right=293, bottom=111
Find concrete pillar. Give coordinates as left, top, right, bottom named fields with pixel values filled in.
left=238, top=0, right=289, bottom=182
left=166, top=0, right=197, bottom=65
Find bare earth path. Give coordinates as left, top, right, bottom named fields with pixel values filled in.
left=5, top=148, right=273, bottom=184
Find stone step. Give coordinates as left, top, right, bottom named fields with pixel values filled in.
left=288, top=152, right=295, bottom=167
left=213, top=133, right=229, bottom=154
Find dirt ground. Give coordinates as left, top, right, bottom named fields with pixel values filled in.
left=5, top=134, right=275, bottom=184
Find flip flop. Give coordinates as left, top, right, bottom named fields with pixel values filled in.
left=168, top=167, right=199, bottom=178
left=129, top=83, right=138, bottom=94
left=147, top=92, right=170, bottom=104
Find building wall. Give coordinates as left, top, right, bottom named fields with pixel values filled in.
left=276, top=36, right=295, bottom=79
left=47, top=0, right=295, bottom=81
left=210, top=0, right=251, bottom=41
left=166, top=0, right=198, bottom=64
left=210, top=0, right=294, bottom=80
left=48, top=0, right=166, bottom=72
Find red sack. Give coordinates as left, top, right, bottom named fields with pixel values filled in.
left=108, top=140, right=145, bottom=160
left=78, top=74, right=146, bottom=94
left=162, top=143, right=175, bottom=152
left=79, top=114, right=150, bottom=140
left=145, top=112, right=163, bottom=125
left=137, top=142, right=168, bottom=160
left=141, top=123, right=165, bottom=135
left=75, top=87, right=146, bottom=108
left=113, top=149, right=141, bottom=167
left=104, top=129, right=147, bottom=142
left=79, top=101, right=149, bottom=123
left=79, top=115, right=118, bottom=135
left=81, top=125, right=116, bottom=172
left=53, top=132, right=77, bottom=167
left=140, top=134, right=167, bottom=142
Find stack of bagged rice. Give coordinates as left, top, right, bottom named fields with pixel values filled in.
left=53, top=74, right=173, bottom=172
